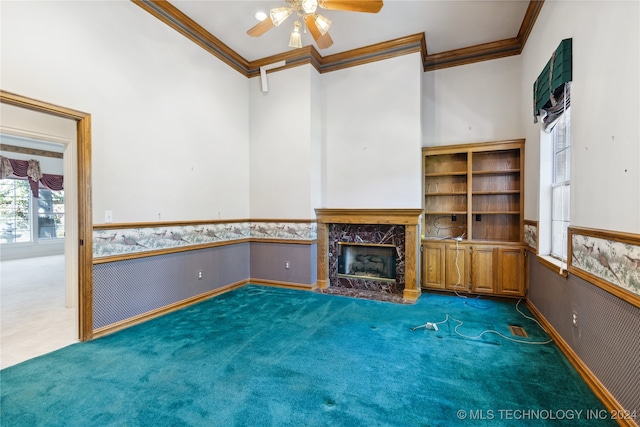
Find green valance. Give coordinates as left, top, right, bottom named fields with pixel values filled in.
left=533, top=38, right=572, bottom=121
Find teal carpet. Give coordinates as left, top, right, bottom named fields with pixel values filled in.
left=1, top=285, right=615, bottom=426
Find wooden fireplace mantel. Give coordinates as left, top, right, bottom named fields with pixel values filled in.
left=315, top=208, right=424, bottom=226
left=315, top=208, right=424, bottom=302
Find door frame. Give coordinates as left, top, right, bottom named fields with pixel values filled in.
left=0, top=90, right=93, bottom=341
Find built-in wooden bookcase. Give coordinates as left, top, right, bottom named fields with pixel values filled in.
left=421, top=139, right=526, bottom=298
left=471, top=148, right=522, bottom=242
left=423, top=140, right=523, bottom=242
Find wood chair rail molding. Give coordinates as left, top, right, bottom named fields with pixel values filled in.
left=133, top=0, right=543, bottom=76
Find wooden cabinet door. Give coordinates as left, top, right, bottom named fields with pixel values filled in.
left=445, top=243, right=469, bottom=292
left=497, top=247, right=525, bottom=297
left=422, top=242, right=446, bottom=289
left=470, top=246, right=497, bottom=294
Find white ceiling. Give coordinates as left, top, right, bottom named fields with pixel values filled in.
left=170, top=0, right=531, bottom=62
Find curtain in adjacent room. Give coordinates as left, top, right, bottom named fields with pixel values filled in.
left=0, top=156, right=64, bottom=198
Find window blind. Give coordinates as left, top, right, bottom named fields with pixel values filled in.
left=533, top=38, right=572, bottom=123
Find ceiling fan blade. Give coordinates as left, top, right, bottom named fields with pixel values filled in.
left=304, top=15, right=334, bottom=49
left=315, top=32, right=334, bottom=49
left=319, top=0, right=383, bottom=13
left=247, top=18, right=275, bottom=37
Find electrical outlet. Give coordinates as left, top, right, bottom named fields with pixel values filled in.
left=572, top=311, right=578, bottom=327
left=104, top=210, right=113, bottom=223
left=197, top=270, right=203, bottom=280
left=285, top=261, right=290, bottom=269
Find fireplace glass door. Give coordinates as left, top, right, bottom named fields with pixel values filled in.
left=337, top=243, right=396, bottom=282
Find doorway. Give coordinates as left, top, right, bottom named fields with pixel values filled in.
left=0, top=90, right=93, bottom=361
left=0, top=130, right=74, bottom=368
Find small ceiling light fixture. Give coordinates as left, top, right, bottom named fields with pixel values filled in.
left=288, top=21, right=302, bottom=48
left=313, top=14, right=332, bottom=35
left=270, top=6, right=293, bottom=27
left=254, top=11, right=268, bottom=22
left=301, top=0, right=318, bottom=14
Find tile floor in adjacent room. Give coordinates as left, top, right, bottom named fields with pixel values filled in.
left=0, top=255, right=77, bottom=369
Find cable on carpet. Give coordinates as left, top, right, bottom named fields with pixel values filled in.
left=410, top=299, right=553, bottom=345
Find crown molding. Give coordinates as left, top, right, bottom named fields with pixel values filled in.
left=423, top=38, right=522, bottom=71
left=423, top=0, right=544, bottom=71
left=245, top=34, right=425, bottom=77
left=318, top=33, right=425, bottom=74
left=246, top=46, right=323, bottom=78
left=133, top=0, right=543, bottom=76
left=132, top=0, right=250, bottom=75
left=517, top=0, right=545, bottom=51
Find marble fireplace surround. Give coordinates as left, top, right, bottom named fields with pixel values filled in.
left=315, top=209, right=423, bottom=302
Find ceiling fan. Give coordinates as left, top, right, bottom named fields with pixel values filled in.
left=247, top=0, right=384, bottom=50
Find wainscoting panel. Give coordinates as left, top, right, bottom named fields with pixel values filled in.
left=528, top=255, right=640, bottom=416
left=93, top=243, right=250, bottom=329
left=250, top=242, right=317, bottom=287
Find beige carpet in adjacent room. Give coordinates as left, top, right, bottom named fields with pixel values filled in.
left=0, top=255, right=77, bottom=369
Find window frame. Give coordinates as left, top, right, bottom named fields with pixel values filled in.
left=549, top=108, right=571, bottom=262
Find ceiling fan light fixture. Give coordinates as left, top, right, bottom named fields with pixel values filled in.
left=249, top=0, right=383, bottom=50
left=301, top=0, right=318, bottom=14
left=270, top=7, right=293, bottom=26
left=288, top=21, right=302, bottom=48
left=314, top=14, right=332, bottom=35
left=254, top=11, right=268, bottom=22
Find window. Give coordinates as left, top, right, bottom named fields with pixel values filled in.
left=0, top=179, right=31, bottom=243
left=38, top=188, right=65, bottom=239
left=550, top=108, right=570, bottom=260
left=0, top=179, right=64, bottom=244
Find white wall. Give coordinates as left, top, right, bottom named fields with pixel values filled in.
left=1, top=1, right=250, bottom=224
left=249, top=65, right=321, bottom=219
left=422, top=56, right=522, bottom=147
left=310, top=67, right=323, bottom=212
left=520, top=0, right=640, bottom=233
left=323, top=53, right=423, bottom=208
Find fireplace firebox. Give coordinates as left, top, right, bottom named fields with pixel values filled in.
left=338, top=243, right=396, bottom=282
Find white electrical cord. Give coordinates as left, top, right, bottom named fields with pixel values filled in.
left=410, top=300, right=553, bottom=345
left=432, top=215, right=466, bottom=237
left=449, top=236, right=489, bottom=308
left=452, top=236, right=465, bottom=297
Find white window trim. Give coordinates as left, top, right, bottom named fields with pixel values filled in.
left=538, top=107, right=571, bottom=274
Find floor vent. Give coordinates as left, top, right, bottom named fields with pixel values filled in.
left=509, top=325, right=528, bottom=337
